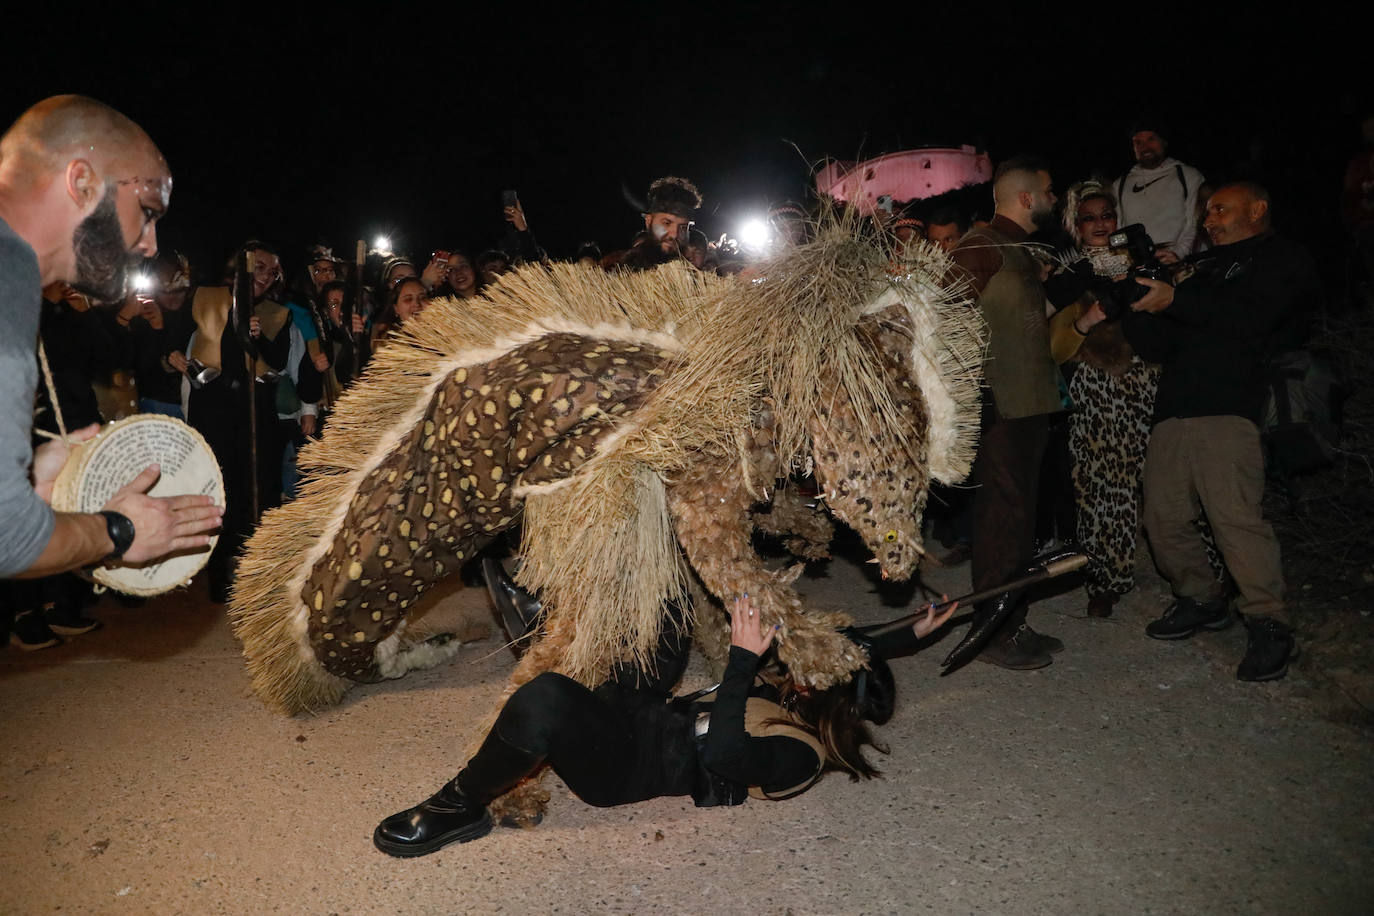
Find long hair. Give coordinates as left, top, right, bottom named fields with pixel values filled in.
left=776, top=676, right=889, bottom=780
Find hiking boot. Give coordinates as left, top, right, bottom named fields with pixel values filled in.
left=1236, top=617, right=1298, bottom=682
left=373, top=779, right=494, bottom=857
left=1145, top=596, right=1232, bottom=640
left=976, top=624, right=1052, bottom=670
left=9, top=611, right=61, bottom=651
left=1024, top=625, right=1064, bottom=655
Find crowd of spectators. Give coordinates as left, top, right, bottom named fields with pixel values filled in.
left=7, top=112, right=1372, bottom=691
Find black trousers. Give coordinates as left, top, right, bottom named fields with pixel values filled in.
left=970, top=407, right=1050, bottom=637
left=189, top=379, right=284, bottom=595
left=479, top=602, right=694, bottom=807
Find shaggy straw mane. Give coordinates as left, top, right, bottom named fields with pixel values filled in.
left=229, top=214, right=984, bottom=717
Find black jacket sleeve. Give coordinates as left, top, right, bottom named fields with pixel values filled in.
left=1121, top=309, right=1178, bottom=364
left=699, top=647, right=820, bottom=792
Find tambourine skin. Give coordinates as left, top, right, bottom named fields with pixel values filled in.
left=50, top=414, right=225, bottom=596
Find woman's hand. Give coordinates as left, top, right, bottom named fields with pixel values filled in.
left=1074, top=301, right=1109, bottom=335
left=912, top=595, right=958, bottom=639
left=421, top=257, right=448, bottom=291
left=730, top=594, right=777, bottom=657
left=504, top=202, right=528, bottom=232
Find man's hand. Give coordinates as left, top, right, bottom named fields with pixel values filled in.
left=351, top=313, right=366, bottom=335
left=31, top=423, right=100, bottom=503
left=101, top=465, right=223, bottom=565
left=311, top=351, right=330, bottom=372
left=1153, top=248, right=1182, bottom=267
left=504, top=202, right=528, bottom=233
left=300, top=414, right=317, bottom=438
left=1132, top=277, right=1175, bottom=313
left=730, top=594, right=777, bottom=656
left=249, top=315, right=261, bottom=339
left=168, top=350, right=189, bottom=373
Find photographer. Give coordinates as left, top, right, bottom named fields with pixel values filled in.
left=1123, top=181, right=1318, bottom=682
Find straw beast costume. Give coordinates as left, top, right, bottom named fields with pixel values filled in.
left=230, top=223, right=985, bottom=719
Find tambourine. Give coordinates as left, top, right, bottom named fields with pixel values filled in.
left=50, top=414, right=224, bottom=596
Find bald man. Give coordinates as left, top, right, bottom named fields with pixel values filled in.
left=1126, top=182, right=1317, bottom=681
left=949, top=156, right=1066, bottom=670
left=0, top=95, right=222, bottom=580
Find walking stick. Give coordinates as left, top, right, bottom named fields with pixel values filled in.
left=345, top=239, right=368, bottom=374
left=233, top=250, right=260, bottom=522
left=865, top=551, right=1088, bottom=670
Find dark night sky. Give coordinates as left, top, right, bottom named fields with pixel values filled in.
left=4, top=6, right=1364, bottom=278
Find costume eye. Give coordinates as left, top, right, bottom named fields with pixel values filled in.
left=884, top=530, right=898, bottom=543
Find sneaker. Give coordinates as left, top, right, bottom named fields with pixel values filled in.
left=9, top=611, right=61, bottom=651
left=1236, top=618, right=1298, bottom=682
left=44, top=605, right=102, bottom=637
left=975, top=624, right=1052, bottom=670
left=1145, top=597, right=1232, bottom=640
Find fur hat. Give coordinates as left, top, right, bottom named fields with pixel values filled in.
left=645, top=176, right=701, bottom=218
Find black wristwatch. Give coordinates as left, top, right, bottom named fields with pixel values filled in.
left=99, top=511, right=136, bottom=560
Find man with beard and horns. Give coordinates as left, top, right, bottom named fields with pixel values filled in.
left=0, top=95, right=222, bottom=581
left=949, top=155, right=1066, bottom=670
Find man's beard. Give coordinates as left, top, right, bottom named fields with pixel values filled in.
left=70, top=184, right=135, bottom=303
left=1031, top=202, right=1057, bottom=231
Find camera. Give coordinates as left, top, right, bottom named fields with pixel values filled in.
left=185, top=358, right=220, bottom=389
left=1090, top=223, right=1171, bottom=320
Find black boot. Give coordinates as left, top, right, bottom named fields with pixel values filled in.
left=1236, top=617, right=1298, bottom=682
left=373, top=729, right=543, bottom=857
left=482, top=559, right=543, bottom=654
left=372, top=778, right=493, bottom=858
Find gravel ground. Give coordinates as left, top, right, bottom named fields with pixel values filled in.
left=2, top=549, right=1371, bottom=915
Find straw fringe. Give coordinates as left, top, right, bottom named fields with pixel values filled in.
left=229, top=217, right=984, bottom=715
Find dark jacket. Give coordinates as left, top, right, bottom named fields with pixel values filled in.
left=1122, top=230, right=1317, bottom=426
left=950, top=216, right=1063, bottom=419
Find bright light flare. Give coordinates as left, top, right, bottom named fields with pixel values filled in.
left=373, top=235, right=393, bottom=256
left=738, top=218, right=772, bottom=252
left=130, top=273, right=154, bottom=292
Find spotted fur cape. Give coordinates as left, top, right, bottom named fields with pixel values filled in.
left=228, top=221, right=985, bottom=716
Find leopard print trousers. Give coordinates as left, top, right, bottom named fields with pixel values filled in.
left=1069, top=359, right=1159, bottom=599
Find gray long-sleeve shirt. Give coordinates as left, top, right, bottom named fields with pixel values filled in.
left=0, top=216, right=55, bottom=576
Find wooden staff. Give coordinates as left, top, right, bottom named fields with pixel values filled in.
left=867, top=552, right=1087, bottom=638
left=234, top=249, right=260, bottom=522
left=868, top=552, right=1089, bottom=671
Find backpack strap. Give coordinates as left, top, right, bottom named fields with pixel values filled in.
left=1176, top=163, right=1187, bottom=202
